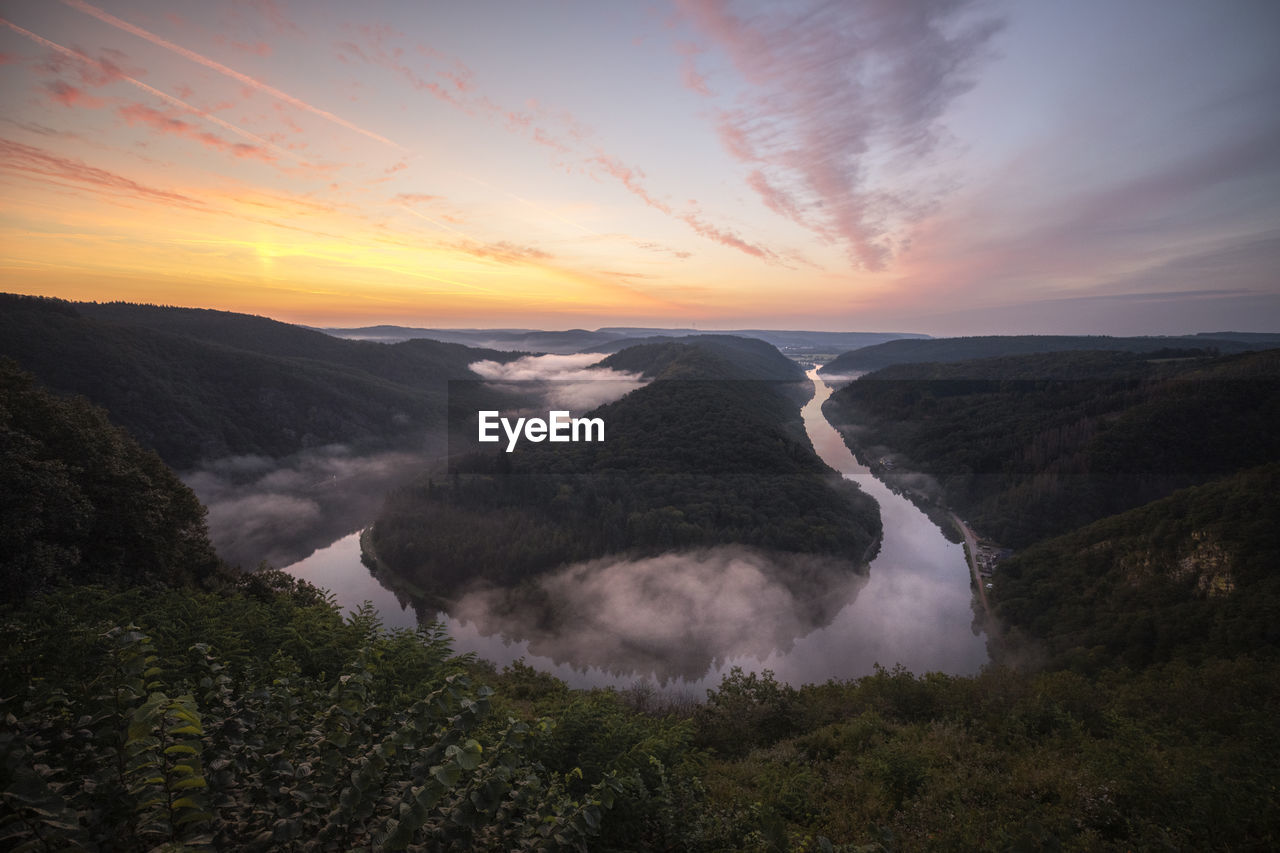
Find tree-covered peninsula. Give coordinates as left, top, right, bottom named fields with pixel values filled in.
left=367, top=340, right=881, bottom=599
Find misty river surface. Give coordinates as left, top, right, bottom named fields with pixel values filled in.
left=283, top=370, right=988, bottom=691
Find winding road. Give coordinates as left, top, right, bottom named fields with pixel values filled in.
left=951, top=512, right=992, bottom=619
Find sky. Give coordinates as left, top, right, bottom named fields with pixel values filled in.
left=1, top=0, right=1278, bottom=335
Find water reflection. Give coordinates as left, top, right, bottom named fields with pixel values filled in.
left=283, top=370, right=987, bottom=689
left=448, top=547, right=866, bottom=683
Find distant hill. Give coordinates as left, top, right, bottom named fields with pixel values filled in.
left=819, top=334, right=1277, bottom=375
left=596, top=335, right=806, bottom=381
left=322, top=325, right=628, bottom=353
left=1192, top=331, right=1280, bottom=343
left=823, top=348, right=1280, bottom=548
left=324, top=325, right=926, bottom=354
left=597, top=328, right=928, bottom=352
left=0, top=295, right=518, bottom=469
left=992, top=463, right=1280, bottom=672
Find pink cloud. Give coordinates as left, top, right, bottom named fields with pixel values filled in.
left=334, top=41, right=367, bottom=63
left=746, top=169, right=806, bottom=225
left=214, top=34, right=272, bottom=57
left=677, top=0, right=1002, bottom=270
left=505, top=111, right=533, bottom=129
left=394, top=192, right=438, bottom=203
left=590, top=153, right=672, bottom=215
left=62, top=0, right=399, bottom=149
left=0, top=136, right=204, bottom=207
left=118, top=102, right=275, bottom=162
left=679, top=208, right=769, bottom=259
left=682, top=64, right=712, bottom=96
left=238, top=0, right=301, bottom=36
left=459, top=240, right=551, bottom=263
left=37, top=45, right=138, bottom=88
left=590, top=152, right=777, bottom=260
left=675, top=39, right=713, bottom=96
left=714, top=110, right=755, bottom=161
left=3, top=17, right=291, bottom=161
left=44, top=80, right=107, bottom=108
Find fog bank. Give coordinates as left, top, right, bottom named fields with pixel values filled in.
left=450, top=547, right=866, bottom=682
left=469, top=353, right=646, bottom=411
left=185, top=441, right=438, bottom=569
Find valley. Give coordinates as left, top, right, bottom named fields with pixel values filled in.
left=3, top=298, right=1277, bottom=851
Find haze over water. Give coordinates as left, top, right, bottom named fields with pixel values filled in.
left=283, top=370, right=987, bottom=690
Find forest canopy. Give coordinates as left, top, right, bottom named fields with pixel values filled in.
left=369, top=343, right=880, bottom=598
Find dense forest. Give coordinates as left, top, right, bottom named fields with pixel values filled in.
left=0, top=294, right=519, bottom=469
left=4, top=333, right=1280, bottom=848
left=0, top=361, right=220, bottom=600
left=369, top=341, right=880, bottom=599
left=595, top=335, right=808, bottom=380
left=990, top=463, right=1280, bottom=672
left=822, top=348, right=1280, bottom=547
left=819, top=332, right=1280, bottom=375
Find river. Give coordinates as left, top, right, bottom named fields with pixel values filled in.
left=283, top=369, right=987, bottom=691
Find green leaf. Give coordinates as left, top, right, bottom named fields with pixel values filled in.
left=432, top=763, right=460, bottom=787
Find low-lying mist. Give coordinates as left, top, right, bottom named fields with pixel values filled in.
left=468, top=352, right=646, bottom=411
left=184, top=440, right=439, bottom=569
left=449, top=547, right=867, bottom=683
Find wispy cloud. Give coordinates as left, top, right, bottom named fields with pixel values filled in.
left=677, top=0, right=1002, bottom=270
left=238, top=0, right=302, bottom=37
left=43, top=80, right=105, bottom=108
left=339, top=22, right=776, bottom=262
left=60, top=0, right=404, bottom=150
left=589, top=152, right=775, bottom=260
left=0, top=136, right=205, bottom=208
left=118, top=103, right=275, bottom=162
left=1, top=16, right=293, bottom=161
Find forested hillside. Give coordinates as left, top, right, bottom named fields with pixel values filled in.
left=0, top=361, right=220, bottom=600
left=4, top=335, right=1280, bottom=850
left=822, top=348, right=1280, bottom=547
left=991, top=463, right=1280, bottom=671
left=0, top=295, right=518, bottom=469
left=596, top=335, right=805, bottom=381
left=369, top=343, right=879, bottom=597
left=819, top=332, right=1278, bottom=374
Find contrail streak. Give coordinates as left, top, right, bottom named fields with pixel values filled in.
left=0, top=16, right=297, bottom=163
left=61, top=0, right=406, bottom=151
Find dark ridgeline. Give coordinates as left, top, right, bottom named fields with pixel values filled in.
left=818, top=332, right=1280, bottom=374
left=0, top=293, right=523, bottom=469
